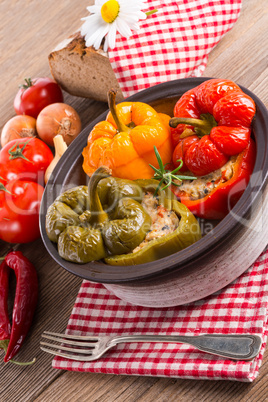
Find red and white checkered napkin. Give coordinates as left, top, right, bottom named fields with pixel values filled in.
left=108, top=0, right=242, bottom=98
left=53, top=249, right=268, bottom=382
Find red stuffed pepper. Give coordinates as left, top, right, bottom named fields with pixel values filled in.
left=172, top=139, right=256, bottom=220
left=170, top=79, right=256, bottom=177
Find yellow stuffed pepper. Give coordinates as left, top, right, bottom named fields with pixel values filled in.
left=82, top=90, right=172, bottom=180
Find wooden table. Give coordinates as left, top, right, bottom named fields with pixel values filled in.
left=0, top=1, right=267, bottom=400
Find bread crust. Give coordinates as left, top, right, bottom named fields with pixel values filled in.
left=48, top=33, right=123, bottom=102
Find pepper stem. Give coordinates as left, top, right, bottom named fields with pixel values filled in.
left=108, top=90, right=131, bottom=134
left=88, top=166, right=111, bottom=226
left=0, top=340, right=35, bottom=366
left=169, top=114, right=217, bottom=137
left=8, top=357, right=36, bottom=366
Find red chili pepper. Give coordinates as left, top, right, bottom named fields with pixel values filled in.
left=172, top=139, right=256, bottom=220
left=0, top=260, right=11, bottom=352
left=170, top=79, right=255, bottom=176
left=0, top=251, right=38, bottom=364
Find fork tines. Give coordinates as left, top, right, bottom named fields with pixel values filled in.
left=40, top=331, right=98, bottom=361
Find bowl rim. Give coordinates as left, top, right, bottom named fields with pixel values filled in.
left=39, top=77, right=268, bottom=283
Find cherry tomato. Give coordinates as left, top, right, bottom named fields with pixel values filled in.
left=14, top=77, right=63, bottom=119
left=0, top=180, right=44, bottom=243
left=0, top=137, right=53, bottom=185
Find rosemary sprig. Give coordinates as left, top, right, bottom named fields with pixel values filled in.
left=149, top=146, right=197, bottom=195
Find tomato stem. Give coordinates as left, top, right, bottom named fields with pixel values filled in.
left=19, top=78, right=33, bottom=90
left=0, top=183, right=12, bottom=194
left=8, top=138, right=32, bottom=162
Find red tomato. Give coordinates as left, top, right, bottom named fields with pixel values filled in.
left=0, top=137, right=53, bottom=185
left=14, top=77, right=63, bottom=119
left=0, top=180, right=44, bottom=243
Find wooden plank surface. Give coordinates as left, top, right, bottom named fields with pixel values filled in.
left=0, top=0, right=267, bottom=401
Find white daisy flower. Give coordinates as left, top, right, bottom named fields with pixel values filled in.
left=81, top=0, right=156, bottom=52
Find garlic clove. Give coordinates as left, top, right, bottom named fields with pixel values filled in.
left=45, top=135, right=68, bottom=184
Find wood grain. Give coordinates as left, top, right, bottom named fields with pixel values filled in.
left=0, top=0, right=267, bottom=401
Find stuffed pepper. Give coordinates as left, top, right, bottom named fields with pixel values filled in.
left=46, top=167, right=201, bottom=265
left=82, top=90, right=172, bottom=180
left=169, top=79, right=256, bottom=219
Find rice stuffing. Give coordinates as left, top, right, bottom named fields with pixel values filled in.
left=132, top=193, right=179, bottom=253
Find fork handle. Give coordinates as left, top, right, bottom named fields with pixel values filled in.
left=109, top=334, right=262, bottom=360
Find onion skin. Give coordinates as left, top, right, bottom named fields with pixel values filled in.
left=1, top=115, right=36, bottom=147
left=36, top=103, right=81, bottom=147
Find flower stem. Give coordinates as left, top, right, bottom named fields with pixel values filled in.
left=146, top=9, right=158, bottom=17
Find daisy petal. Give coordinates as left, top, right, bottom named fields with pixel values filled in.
left=107, top=22, right=117, bottom=49
left=85, top=25, right=109, bottom=49
left=87, top=6, right=101, bottom=13
left=81, top=15, right=105, bottom=36
left=116, top=18, right=132, bottom=38
left=81, top=0, right=148, bottom=50
left=94, top=26, right=109, bottom=49
left=82, top=21, right=105, bottom=37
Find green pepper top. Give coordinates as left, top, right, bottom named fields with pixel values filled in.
left=46, top=167, right=201, bottom=265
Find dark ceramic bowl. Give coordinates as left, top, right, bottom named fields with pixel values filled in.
left=39, top=77, right=268, bottom=306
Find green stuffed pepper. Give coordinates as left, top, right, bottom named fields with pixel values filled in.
left=46, top=166, right=201, bottom=265
left=46, top=167, right=151, bottom=263
left=104, top=178, right=201, bottom=265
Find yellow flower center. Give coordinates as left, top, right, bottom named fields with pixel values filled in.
left=101, top=0, right=120, bottom=23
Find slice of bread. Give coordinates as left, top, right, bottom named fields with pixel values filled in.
left=48, top=32, right=124, bottom=103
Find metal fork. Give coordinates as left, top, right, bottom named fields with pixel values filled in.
left=40, top=332, right=262, bottom=361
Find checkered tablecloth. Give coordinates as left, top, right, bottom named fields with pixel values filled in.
left=108, top=0, right=242, bottom=98
left=53, top=248, right=268, bottom=382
